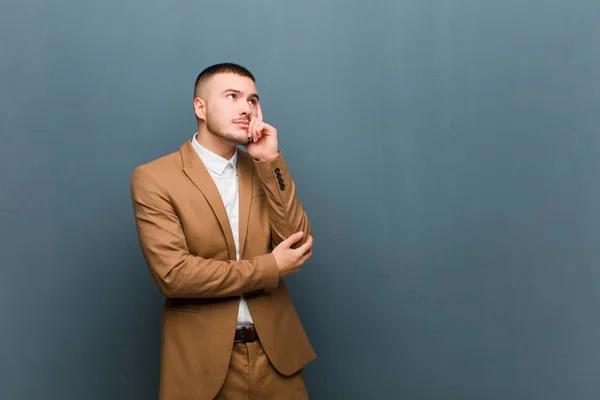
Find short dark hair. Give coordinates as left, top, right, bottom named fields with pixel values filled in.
left=193, top=63, right=255, bottom=99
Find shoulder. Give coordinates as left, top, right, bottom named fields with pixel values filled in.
left=131, top=142, right=189, bottom=190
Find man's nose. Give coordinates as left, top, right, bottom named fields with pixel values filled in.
left=239, top=101, right=252, bottom=116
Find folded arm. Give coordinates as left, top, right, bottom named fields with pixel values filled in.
left=130, top=167, right=280, bottom=298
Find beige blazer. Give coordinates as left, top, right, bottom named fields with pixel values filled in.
left=130, top=140, right=315, bottom=400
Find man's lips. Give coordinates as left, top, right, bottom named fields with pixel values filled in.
left=234, top=120, right=249, bottom=127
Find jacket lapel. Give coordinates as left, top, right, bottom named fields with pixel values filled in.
left=237, top=151, right=253, bottom=257
left=180, top=141, right=237, bottom=260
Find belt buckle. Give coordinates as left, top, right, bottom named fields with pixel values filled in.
left=234, top=326, right=255, bottom=343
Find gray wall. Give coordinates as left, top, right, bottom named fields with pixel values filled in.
left=1, top=0, right=600, bottom=399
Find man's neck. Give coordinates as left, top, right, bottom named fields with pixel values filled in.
left=196, top=127, right=237, bottom=160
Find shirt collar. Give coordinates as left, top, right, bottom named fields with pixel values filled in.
left=191, top=133, right=238, bottom=176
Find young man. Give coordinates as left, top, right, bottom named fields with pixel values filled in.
left=130, top=63, right=315, bottom=399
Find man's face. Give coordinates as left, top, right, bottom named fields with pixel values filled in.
left=198, top=73, right=259, bottom=145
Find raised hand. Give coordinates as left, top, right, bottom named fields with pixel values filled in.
left=245, top=102, right=279, bottom=161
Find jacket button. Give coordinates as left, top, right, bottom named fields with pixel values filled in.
left=280, top=184, right=286, bottom=191
left=274, top=168, right=280, bottom=173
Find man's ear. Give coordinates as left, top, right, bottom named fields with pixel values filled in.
left=194, top=97, right=206, bottom=121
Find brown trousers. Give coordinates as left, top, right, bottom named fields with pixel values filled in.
left=214, top=341, right=309, bottom=400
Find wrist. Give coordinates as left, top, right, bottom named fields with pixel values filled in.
left=255, top=151, right=280, bottom=162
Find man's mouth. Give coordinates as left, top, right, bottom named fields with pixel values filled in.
left=234, top=120, right=250, bottom=127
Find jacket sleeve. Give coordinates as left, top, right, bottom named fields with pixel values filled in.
left=254, top=152, right=312, bottom=249
left=130, top=166, right=280, bottom=298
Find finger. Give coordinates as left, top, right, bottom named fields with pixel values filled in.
left=256, top=101, right=263, bottom=121
left=261, top=123, right=276, bottom=141
left=298, top=249, right=313, bottom=265
left=296, top=235, right=313, bottom=254
left=283, top=231, right=304, bottom=247
left=261, top=122, right=273, bottom=136
left=253, top=120, right=258, bottom=143
left=248, top=117, right=256, bottom=141
left=250, top=117, right=257, bottom=143
left=255, top=121, right=264, bottom=141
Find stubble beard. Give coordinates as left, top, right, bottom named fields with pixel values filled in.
left=206, top=117, right=248, bottom=146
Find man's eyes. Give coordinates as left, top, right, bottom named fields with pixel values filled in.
left=227, top=94, right=257, bottom=105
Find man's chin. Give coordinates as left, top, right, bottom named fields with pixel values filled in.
left=225, top=134, right=250, bottom=146
left=207, top=125, right=248, bottom=146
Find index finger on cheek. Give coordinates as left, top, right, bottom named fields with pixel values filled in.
left=256, top=101, right=263, bottom=121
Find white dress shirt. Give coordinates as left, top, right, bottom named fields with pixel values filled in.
left=191, top=134, right=254, bottom=328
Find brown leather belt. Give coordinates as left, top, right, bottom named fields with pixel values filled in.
left=234, top=327, right=258, bottom=343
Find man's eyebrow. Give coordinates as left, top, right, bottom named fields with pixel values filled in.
left=222, top=89, right=260, bottom=101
